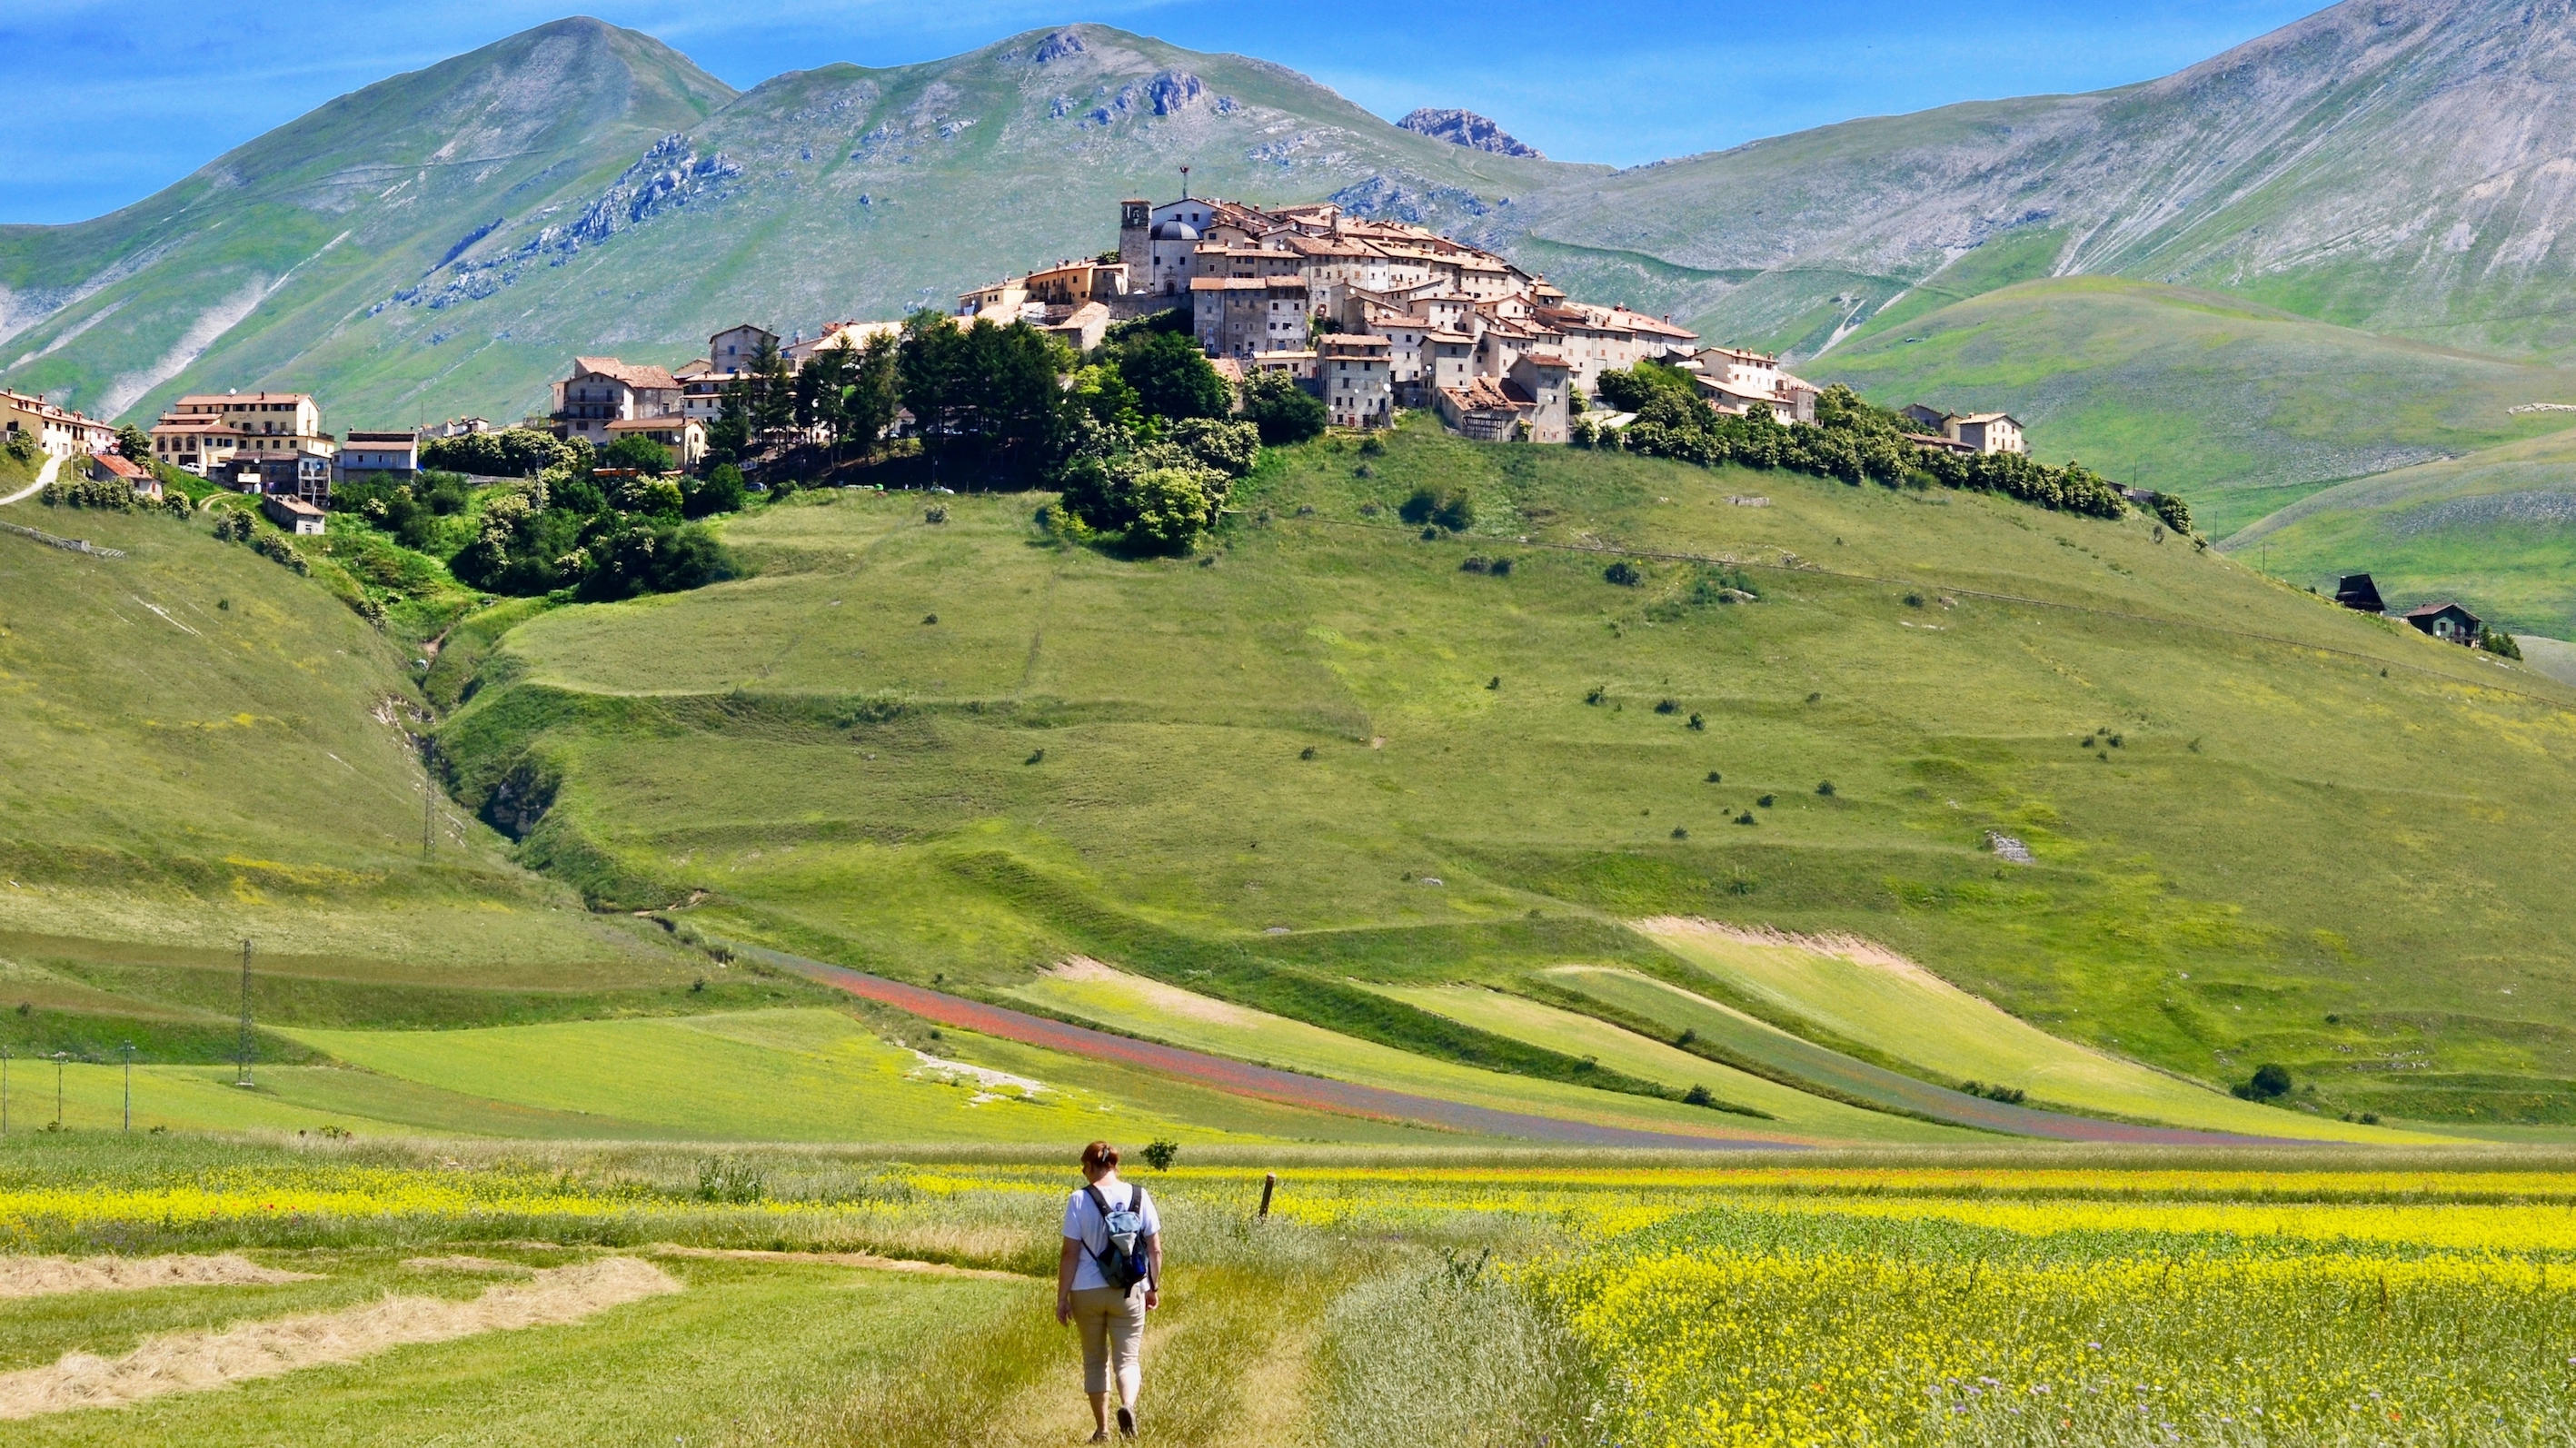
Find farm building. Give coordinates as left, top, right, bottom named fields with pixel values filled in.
left=2335, top=574, right=2386, bottom=613
left=2402, top=601, right=2481, bottom=644
left=262, top=494, right=327, bottom=535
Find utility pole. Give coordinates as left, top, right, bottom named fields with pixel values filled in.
left=122, top=1043, right=134, bottom=1133
left=1, top=1044, right=9, bottom=1135
left=52, top=1052, right=65, bottom=1128
left=235, top=938, right=255, bottom=1088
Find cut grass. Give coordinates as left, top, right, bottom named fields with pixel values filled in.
left=1362, top=983, right=1978, bottom=1144
left=1632, top=921, right=2435, bottom=1144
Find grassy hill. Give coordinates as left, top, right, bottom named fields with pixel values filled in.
left=0, top=493, right=741, bottom=1065
left=2221, top=428, right=2576, bottom=638
left=1814, top=278, right=2576, bottom=536
left=418, top=424, right=2576, bottom=1127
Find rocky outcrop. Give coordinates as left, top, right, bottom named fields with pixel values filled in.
left=1397, top=108, right=1542, bottom=159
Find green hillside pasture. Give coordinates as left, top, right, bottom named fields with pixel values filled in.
left=2522, top=636, right=2576, bottom=689
left=284, top=1007, right=1437, bottom=1145
left=435, top=432, right=2576, bottom=1124
left=1818, top=277, right=2576, bottom=521
left=0, top=504, right=668, bottom=981
left=1006, top=960, right=1849, bottom=1146
left=1634, top=919, right=2422, bottom=1143
left=2222, top=429, right=2576, bottom=639
left=0, top=1249, right=1035, bottom=1448
left=1361, top=983, right=1975, bottom=1144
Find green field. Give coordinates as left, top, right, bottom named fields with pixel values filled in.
left=1631, top=921, right=2425, bottom=1143
left=2221, top=428, right=2576, bottom=639
left=1002, top=960, right=1832, bottom=1144
left=1360, top=982, right=1980, bottom=1142
left=8, top=1139, right=2576, bottom=1444
left=1817, top=277, right=2576, bottom=523
left=422, top=422, right=2576, bottom=1127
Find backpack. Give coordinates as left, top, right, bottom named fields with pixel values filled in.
left=1086, top=1184, right=1153, bottom=1294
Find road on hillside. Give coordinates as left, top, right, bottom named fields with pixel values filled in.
left=0, top=451, right=67, bottom=507
left=738, top=947, right=2305, bottom=1148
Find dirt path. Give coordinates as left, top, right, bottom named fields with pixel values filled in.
left=0, top=451, right=66, bottom=507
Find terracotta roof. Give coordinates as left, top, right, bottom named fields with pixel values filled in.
left=93, top=453, right=148, bottom=480
left=572, top=357, right=681, bottom=391
left=1208, top=357, right=1247, bottom=384
left=1443, top=376, right=1527, bottom=413
left=2402, top=601, right=2474, bottom=620
left=1523, top=352, right=1569, bottom=368
left=1954, top=412, right=2020, bottom=426
left=1190, top=276, right=1266, bottom=291
left=174, top=392, right=313, bottom=406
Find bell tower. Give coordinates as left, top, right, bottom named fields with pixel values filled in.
left=1119, top=198, right=1151, bottom=286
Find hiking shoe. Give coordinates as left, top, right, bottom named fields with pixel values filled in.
left=1087, top=1432, right=1109, bottom=1443
left=1117, top=1405, right=1137, bottom=1439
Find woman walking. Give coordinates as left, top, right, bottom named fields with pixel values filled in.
left=1058, top=1140, right=1162, bottom=1441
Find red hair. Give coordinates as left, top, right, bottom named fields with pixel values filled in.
left=1080, top=1141, right=1119, bottom=1173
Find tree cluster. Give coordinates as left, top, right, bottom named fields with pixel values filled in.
left=420, top=428, right=589, bottom=478
left=1581, top=364, right=2133, bottom=521
left=447, top=465, right=742, bottom=600
left=41, top=473, right=186, bottom=517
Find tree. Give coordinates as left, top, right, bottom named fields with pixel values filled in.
left=1122, top=467, right=1217, bottom=553
left=1115, top=329, right=1232, bottom=422
left=795, top=342, right=853, bottom=460
left=2248, top=1064, right=2293, bottom=1099
left=1242, top=372, right=1326, bottom=444
left=684, top=463, right=745, bottom=519
left=846, top=332, right=901, bottom=458
left=601, top=433, right=673, bottom=475
left=749, top=337, right=796, bottom=447
left=708, top=377, right=752, bottom=462
left=900, top=314, right=1074, bottom=486
left=114, top=423, right=153, bottom=462
left=1399, top=485, right=1473, bottom=532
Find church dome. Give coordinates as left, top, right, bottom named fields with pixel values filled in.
left=1150, top=221, right=1200, bottom=241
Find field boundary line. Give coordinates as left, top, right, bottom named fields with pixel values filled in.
left=1, top=520, right=124, bottom=559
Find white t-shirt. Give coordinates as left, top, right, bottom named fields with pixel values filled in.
left=1062, top=1177, right=1160, bottom=1292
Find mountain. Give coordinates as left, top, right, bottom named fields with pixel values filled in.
left=0, top=21, right=1576, bottom=430
left=1398, top=109, right=1543, bottom=158
left=1495, top=0, right=2576, bottom=361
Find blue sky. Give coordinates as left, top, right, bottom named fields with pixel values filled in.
left=5, top=1, right=2324, bottom=225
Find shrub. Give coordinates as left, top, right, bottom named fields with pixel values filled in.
left=1139, top=1139, right=1180, bottom=1171
left=2249, top=1063, right=2293, bottom=1099
left=1170, top=417, right=1261, bottom=478
left=2146, top=491, right=2193, bottom=534
left=1299, top=746, right=1318, bottom=760
left=612, top=473, right=686, bottom=520
left=1585, top=687, right=1606, bottom=705
left=1683, top=1084, right=1716, bottom=1106
left=1399, top=486, right=1474, bottom=531
left=1604, top=560, right=1642, bottom=586
left=925, top=503, right=950, bottom=524
left=1816, top=780, right=1836, bottom=797
left=1756, top=794, right=1775, bottom=808
left=1670, top=826, right=1688, bottom=839
left=1734, top=811, right=1755, bottom=825
left=1460, top=556, right=1490, bottom=573
left=696, top=1157, right=767, bottom=1204
left=421, top=427, right=585, bottom=478
left=2481, top=627, right=2522, bottom=659
left=1687, top=713, right=1706, bottom=730
left=1242, top=372, right=1327, bottom=444
left=684, top=464, right=746, bottom=519
left=1122, top=467, right=1218, bottom=553
left=1358, top=434, right=1386, bottom=456
left=1488, top=557, right=1512, bottom=576
left=1904, top=591, right=1925, bottom=608
left=1705, top=770, right=1722, bottom=782
left=1654, top=699, right=1679, bottom=715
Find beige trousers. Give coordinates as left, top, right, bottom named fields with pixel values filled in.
left=1070, top=1284, right=1146, bottom=1398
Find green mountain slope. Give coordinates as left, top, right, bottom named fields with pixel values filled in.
left=1817, top=278, right=2576, bottom=534
left=0, top=496, right=711, bottom=1058
left=425, top=427, right=2576, bottom=1126
left=2223, top=428, right=2576, bottom=636
left=0, top=21, right=1578, bottom=429
left=1494, top=0, right=2576, bottom=362
left=0, top=18, right=737, bottom=425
